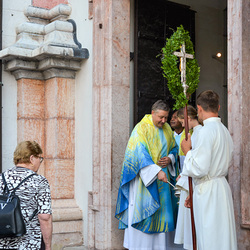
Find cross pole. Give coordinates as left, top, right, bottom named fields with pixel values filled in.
left=174, top=43, right=197, bottom=250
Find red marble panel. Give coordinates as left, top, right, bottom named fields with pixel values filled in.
left=32, top=0, right=68, bottom=9
left=45, top=78, right=75, bottom=119
left=45, top=118, right=75, bottom=159
left=44, top=159, right=74, bottom=199
left=17, top=119, right=45, bottom=152
left=17, top=79, right=45, bottom=119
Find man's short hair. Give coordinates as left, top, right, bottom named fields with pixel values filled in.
left=197, top=90, right=219, bottom=113
left=151, top=100, right=170, bottom=112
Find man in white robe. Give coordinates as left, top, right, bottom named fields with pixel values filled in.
left=181, top=90, right=237, bottom=250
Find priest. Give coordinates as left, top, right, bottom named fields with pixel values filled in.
left=181, top=90, right=237, bottom=250
left=115, top=100, right=182, bottom=250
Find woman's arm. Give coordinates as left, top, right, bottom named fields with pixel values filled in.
left=38, top=213, right=52, bottom=250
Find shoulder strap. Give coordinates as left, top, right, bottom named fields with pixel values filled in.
left=2, top=172, right=37, bottom=195
left=13, top=173, right=37, bottom=194
left=1, top=172, right=9, bottom=194
left=29, top=208, right=39, bottom=221
left=2, top=172, right=39, bottom=221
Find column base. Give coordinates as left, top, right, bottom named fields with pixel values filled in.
left=52, top=199, right=83, bottom=249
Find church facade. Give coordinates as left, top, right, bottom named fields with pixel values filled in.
left=0, top=0, right=249, bottom=249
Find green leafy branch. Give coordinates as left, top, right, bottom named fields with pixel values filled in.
left=161, top=25, right=200, bottom=110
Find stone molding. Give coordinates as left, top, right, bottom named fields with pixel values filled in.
left=52, top=199, right=83, bottom=248
left=25, top=4, right=71, bottom=23
left=0, top=4, right=89, bottom=80
left=52, top=199, right=83, bottom=223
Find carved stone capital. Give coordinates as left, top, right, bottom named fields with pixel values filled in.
left=0, top=4, right=89, bottom=80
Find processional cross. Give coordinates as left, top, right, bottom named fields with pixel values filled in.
left=173, top=43, right=197, bottom=250
left=173, top=43, right=193, bottom=96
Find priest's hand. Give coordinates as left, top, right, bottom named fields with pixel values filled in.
left=157, top=157, right=171, bottom=168
left=184, top=195, right=191, bottom=208
left=176, top=174, right=181, bottom=182
left=181, top=133, right=192, bottom=155
left=157, top=170, right=168, bottom=183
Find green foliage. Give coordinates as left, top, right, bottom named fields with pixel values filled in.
left=161, top=25, right=200, bottom=110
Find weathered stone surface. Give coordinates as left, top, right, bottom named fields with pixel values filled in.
left=228, top=0, right=250, bottom=248
left=45, top=159, right=74, bottom=199
left=52, top=232, right=83, bottom=250
left=25, top=3, right=71, bottom=21
left=12, top=69, right=44, bottom=80
left=43, top=68, right=76, bottom=80
left=17, top=78, right=45, bottom=119
left=45, top=77, right=75, bottom=118
left=39, top=58, right=81, bottom=71
left=89, top=0, right=130, bottom=249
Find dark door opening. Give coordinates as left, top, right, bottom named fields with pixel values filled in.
left=134, top=0, right=196, bottom=125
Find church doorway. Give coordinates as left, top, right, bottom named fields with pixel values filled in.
left=132, top=0, right=227, bottom=126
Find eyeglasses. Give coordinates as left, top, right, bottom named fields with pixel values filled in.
left=38, top=156, right=44, bottom=163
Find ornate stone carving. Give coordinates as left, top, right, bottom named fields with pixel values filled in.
left=0, top=4, right=89, bottom=80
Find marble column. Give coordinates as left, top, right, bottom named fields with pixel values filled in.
left=228, top=0, right=250, bottom=249
left=44, top=77, right=75, bottom=199
left=0, top=3, right=89, bottom=249
left=89, top=0, right=130, bottom=249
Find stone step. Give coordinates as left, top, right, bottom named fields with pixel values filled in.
left=63, top=246, right=87, bottom=250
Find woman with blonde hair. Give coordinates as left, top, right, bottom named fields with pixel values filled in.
left=0, top=141, right=52, bottom=250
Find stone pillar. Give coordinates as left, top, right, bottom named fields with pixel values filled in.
left=228, top=0, right=250, bottom=249
left=89, top=0, right=130, bottom=249
left=0, top=4, right=89, bottom=249
left=45, top=77, right=75, bottom=199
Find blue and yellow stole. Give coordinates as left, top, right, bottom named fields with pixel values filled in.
left=115, top=115, right=178, bottom=233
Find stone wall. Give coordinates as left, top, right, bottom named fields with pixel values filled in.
left=88, top=0, right=130, bottom=249
left=228, top=0, right=250, bottom=249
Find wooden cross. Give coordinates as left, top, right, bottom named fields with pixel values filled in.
left=173, top=43, right=193, bottom=97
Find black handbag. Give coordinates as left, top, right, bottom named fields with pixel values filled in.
left=0, top=172, right=37, bottom=238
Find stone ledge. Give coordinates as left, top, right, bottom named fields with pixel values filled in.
left=53, top=199, right=79, bottom=208
left=51, top=199, right=83, bottom=235
left=25, top=4, right=72, bottom=22
left=43, top=68, right=76, bottom=80
left=6, top=59, right=37, bottom=71
left=39, top=58, right=81, bottom=71
left=16, top=22, right=44, bottom=36
left=4, top=56, right=85, bottom=80
left=0, top=43, right=88, bottom=61
left=53, top=207, right=83, bottom=222
left=12, top=69, right=44, bottom=80
left=45, top=20, right=73, bottom=34
left=53, top=220, right=83, bottom=234
left=52, top=232, right=83, bottom=250
left=63, top=246, right=87, bottom=250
